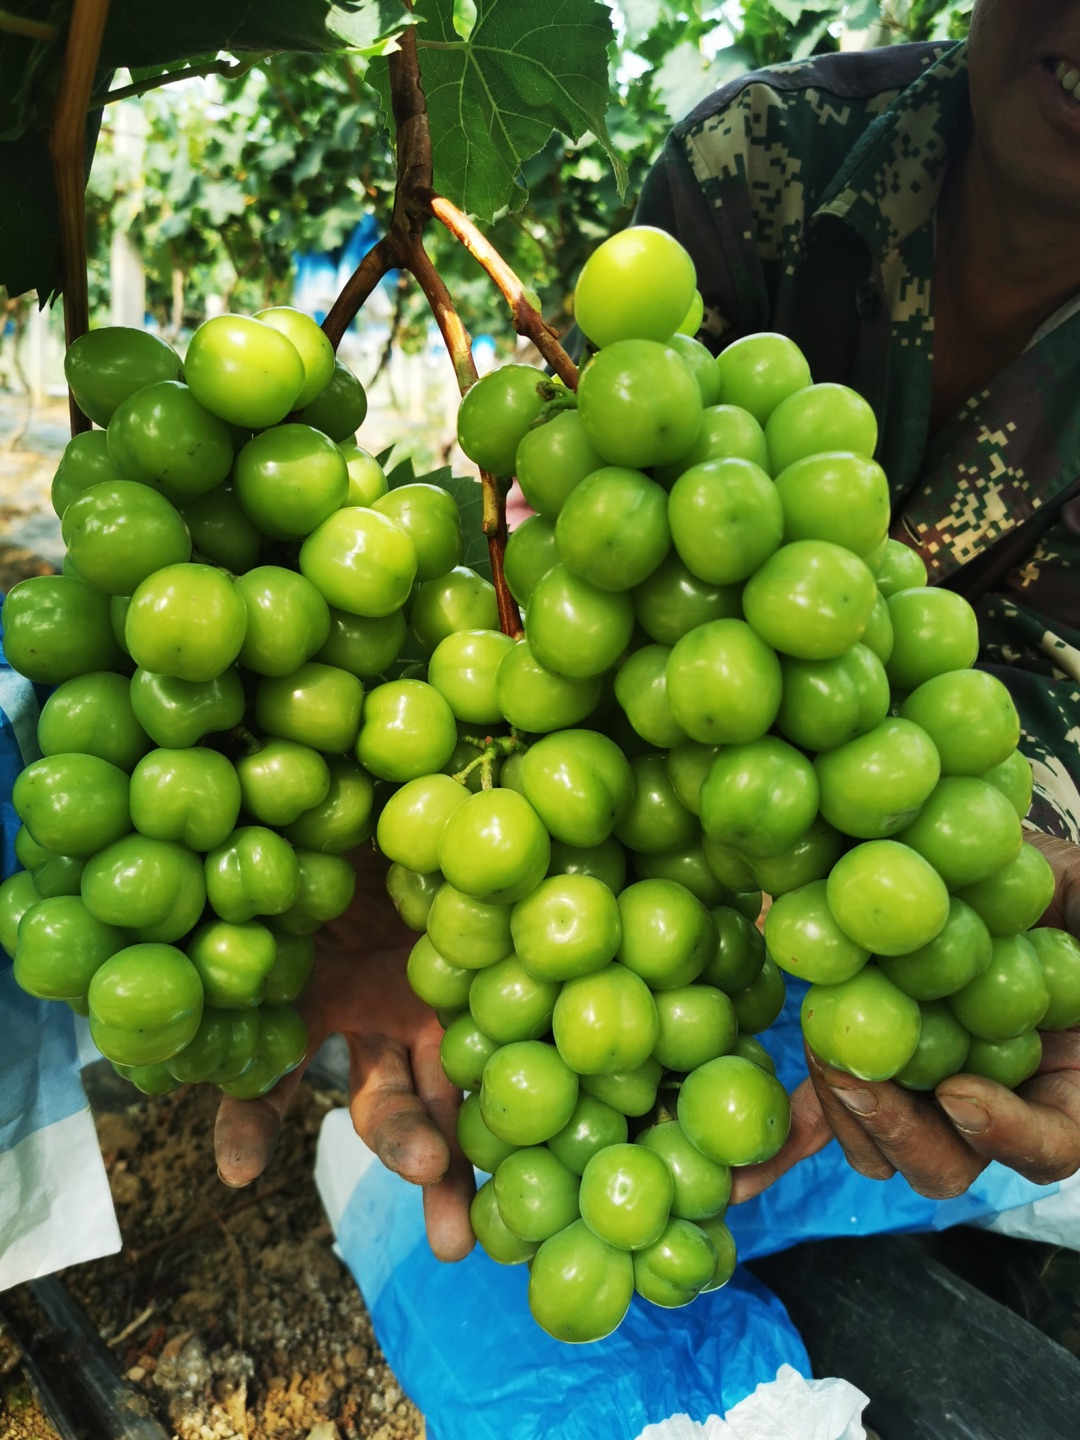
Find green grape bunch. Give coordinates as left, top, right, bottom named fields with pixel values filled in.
left=2, top=303, right=462, bottom=1100
left=382, top=224, right=1079, bottom=1344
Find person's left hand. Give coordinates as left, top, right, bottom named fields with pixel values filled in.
left=213, top=847, right=475, bottom=1261
left=733, top=828, right=1080, bottom=1204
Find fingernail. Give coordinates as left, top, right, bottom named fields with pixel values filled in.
left=217, top=1165, right=250, bottom=1190
left=830, top=1085, right=877, bottom=1116
left=939, top=1096, right=989, bottom=1134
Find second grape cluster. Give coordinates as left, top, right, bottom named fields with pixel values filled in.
left=384, top=225, right=1080, bottom=1342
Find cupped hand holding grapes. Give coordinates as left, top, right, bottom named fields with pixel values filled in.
left=213, top=846, right=476, bottom=1262
left=734, top=829, right=1080, bottom=1204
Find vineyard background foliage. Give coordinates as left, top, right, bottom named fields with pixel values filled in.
left=1, top=0, right=972, bottom=346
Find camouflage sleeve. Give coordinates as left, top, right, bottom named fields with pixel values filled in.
left=977, top=598, right=1080, bottom=844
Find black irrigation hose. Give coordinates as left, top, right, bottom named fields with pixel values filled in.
left=7, top=1276, right=168, bottom=1440
left=5, top=1318, right=83, bottom=1440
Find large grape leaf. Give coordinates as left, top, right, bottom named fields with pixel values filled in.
left=651, top=41, right=753, bottom=122
left=373, top=0, right=624, bottom=221
left=441, top=470, right=490, bottom=581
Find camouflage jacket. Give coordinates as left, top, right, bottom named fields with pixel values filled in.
left=636, top=40, right=1080, bottom=841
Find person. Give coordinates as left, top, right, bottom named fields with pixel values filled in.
left=215, top=0, right=1080, bottom=1260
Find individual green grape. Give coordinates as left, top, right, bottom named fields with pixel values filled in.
left=555, top=467, right=670, bottom=592
left=296, top=358, right=368, bottom=440
left=573, top=226, right=696, bottom=348
left=504, top=515, right=559, bottom=607
left=457, top=366, right=547, bottom=476
left=514, top=410, right=603, bottom=516
left=577, top=339, right=703, bottom=470
left=410, top=567, right=499, bottom=653
left=340, top=444, right=388, bottom=505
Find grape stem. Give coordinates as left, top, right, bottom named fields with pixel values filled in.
left=402, top=234, right=477, bottom=397
left=98, top=55, right=263, bottom=106
left=428, top=196, right=579, bottom=390
left=401, top=234, right=520, bottom=636
left=451, top=752, right=489, bottom=787
left=319, top=20, right=528, bottom=639
left=321, top=235, right=397, bottom=351
left=460, top=733, right=523, bottom=757
left=452, top=734, right=521, bottom=790
left=0, top=8, right=58, bottom=40
left=51, top=0, right=112, bottom=436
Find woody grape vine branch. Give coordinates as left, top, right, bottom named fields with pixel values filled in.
left=51, top=0, right=112, bottom=435
left=319, top=19, right=591, bottom=639
left=428, top=196, right=579, bottom=390
left=402, top=231, right=521, bottom=640
left=321, top=235, right=398, bottom=351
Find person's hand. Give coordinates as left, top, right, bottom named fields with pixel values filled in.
left=733, top=829, right=1080, bottom=1204
left=1025, top=827, right=1080, bottom=937
left=213, top=847, right=475, bottom=1261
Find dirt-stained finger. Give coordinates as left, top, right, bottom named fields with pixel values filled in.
left=937, top=1066, right=1080, bottom=1186
left=410, top=1022, right=475, bottom=1258
left=347, top=1033, right=451, bottom=1185
left=214, top=1062, right=311, bottom=1187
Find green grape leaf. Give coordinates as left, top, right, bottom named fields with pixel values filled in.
left=452, top=0, right=479, bottom=41
left=651, top=40, right=752, bottom=122
left=444, top=473, right=490, bottom=581
left=842, top=0, right=882, bottom=27
left=408, top=461, right=453, bottom=489
left=386, top=455, right=420, bottom=488
left=373, top=0, right=623, bottom=220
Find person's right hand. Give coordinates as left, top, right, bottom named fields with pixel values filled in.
left=732, top=826, right=1080, bottom=1204
left=731, top=1029, right=1080, bottom=1205
left=213, top=847, right=475, bottom=1262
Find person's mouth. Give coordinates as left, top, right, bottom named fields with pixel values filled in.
left=1042, top=55, right=1080, bottom=104
left=1031, top=53, right=1080, bottom=139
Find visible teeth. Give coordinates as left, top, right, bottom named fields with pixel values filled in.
left=1054, top=58, right=1080, bottom=96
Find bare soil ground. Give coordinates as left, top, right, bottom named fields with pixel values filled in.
left=2, top=1074, right=424, bottom=1440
